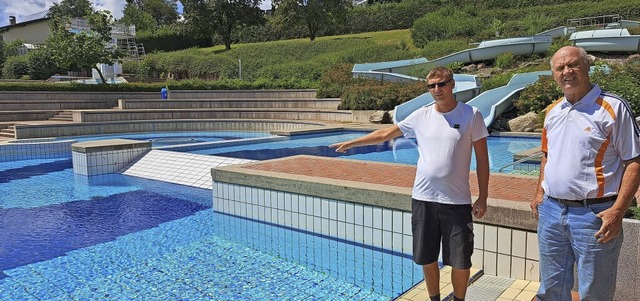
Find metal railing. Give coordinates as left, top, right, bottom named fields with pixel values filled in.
left=498, top=150, right=544, bottom=173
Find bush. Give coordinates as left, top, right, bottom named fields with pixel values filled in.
left=317, top=63, right=357, bottom=98
left=340, top=81, right=427, bottom=110
left=411, top=7, right=482, bottom=48
left=136, top=25, right=211, bottom=52
left=26, top=49, right=61, bottom=80
left=592, top=64, right=640, bottom=117
left=2, top=55, right=29, bottom=79
left=479, top=72, right=514, bottom=92
left=495, top=52, right=516, bottom=69
left=513, top=75, right=562, bottom=115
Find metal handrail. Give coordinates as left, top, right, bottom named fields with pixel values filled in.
left=498, top=150, right=544, bottom=172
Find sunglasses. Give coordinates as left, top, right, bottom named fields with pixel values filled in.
left=426, top=79, right=452, bottom=89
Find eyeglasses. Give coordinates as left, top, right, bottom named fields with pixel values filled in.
left=426, top=79, right=452, bottom=89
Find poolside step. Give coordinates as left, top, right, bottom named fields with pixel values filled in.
left=117, top=98, right=342, bottom=110
left=0, top=126, right=15, bottom=138
left=48, top=111, right=74, bottom=122
left=72, top=108, right=357, bottom=123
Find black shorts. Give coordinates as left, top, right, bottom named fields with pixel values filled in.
left=411, top=199, right=474, bottom=269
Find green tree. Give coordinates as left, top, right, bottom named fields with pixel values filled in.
left=48, top=0, right=93, bottom=28
left=120, top=3, right=157, bottom=31
left=144, top=0, right=179, bottom=26
left=272, top=0, right=351, bottom=42
left=182, top=0, right=265, bottom=51
left=121, top=0, right=178, bottom=29
left=47, top=1, right=125, bottom=83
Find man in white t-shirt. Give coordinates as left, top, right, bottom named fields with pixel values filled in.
left=330, top=67, right=489, bottom=301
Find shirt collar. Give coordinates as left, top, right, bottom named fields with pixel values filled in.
left=562, top=84, right=601, bottom=108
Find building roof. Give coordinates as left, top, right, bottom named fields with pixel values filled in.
left=0, top=9, right=50, bottom=32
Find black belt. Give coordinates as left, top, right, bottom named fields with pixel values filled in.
left=551, top=195, right=617, bottom=207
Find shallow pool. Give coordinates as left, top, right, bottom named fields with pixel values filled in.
left=0, top=158, right=421, bottom=300
left=186, top=131, right=540, bottom=172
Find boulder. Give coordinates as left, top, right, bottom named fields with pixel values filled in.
left=508, top=112, right=539, bottom=132
left=369, top=111, right=390, bottom=124
left=462, top=64, right=478, bottom=72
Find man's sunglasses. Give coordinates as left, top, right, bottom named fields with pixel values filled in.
left=426, top=79, right=452, bottom=89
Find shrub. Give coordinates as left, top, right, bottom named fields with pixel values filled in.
left=26, top=49, right=61, bottom=80
left=340, top=81, right=427, bottom=110
left=591, top=64, right=640, bottom=117
left=411, top=7, right=482, bottom=48
left=479, top=72, right=514, bottom=92
left=513, top=75, right=562, bottom=115
left=2, top=55, right=29, bottom=79
left=317, top=63, right=357, bottom=98
left=495, top=52, right=516, bottom=69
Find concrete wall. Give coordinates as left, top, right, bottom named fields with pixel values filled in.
left=0, top=111, right=56, bottom=122
left=13, top=119, right=325, bottom=139
left=0, top=90, right=318, bottom=101
left=169, top=89, right=317, bottom=99
left=73, top=109, right=355, bottom=123
left=0, top=100, right=116, bottom=111
left=118, top=99, right=341, bottom=110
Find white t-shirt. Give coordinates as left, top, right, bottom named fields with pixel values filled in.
left=541, top=84, right=640, bottom=199
left=398, top=102, right=488, bottom=205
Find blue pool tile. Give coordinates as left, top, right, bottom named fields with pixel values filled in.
left=0, top=158, right=71, bottom=184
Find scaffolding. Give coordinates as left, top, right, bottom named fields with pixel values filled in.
left=68, top=18, right=145, bottom=61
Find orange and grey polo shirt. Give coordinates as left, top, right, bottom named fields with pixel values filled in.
left=541, top=84, right=640, bottom=200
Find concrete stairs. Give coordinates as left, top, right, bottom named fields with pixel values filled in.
left=0, top=124, right=15, bottom=139
left=48, top=111, right=74, bottom=122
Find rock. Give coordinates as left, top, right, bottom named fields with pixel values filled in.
left=369, top=111, right=390, bottom=124
left=587, top=54, right=598, bottom=63
left=462, top=64, right=478, bottom=72
left=508, top=112, right=539, bottom=132
left=627, top=54, right=640, bottom=62
left=477, top=63, right=487, bottom=69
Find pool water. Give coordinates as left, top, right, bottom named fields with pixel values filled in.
left=188, top=132, right=540, bottom=172
left=62, top=131, right=275, bottom=147
left=0, top=158, right=420, bottom=300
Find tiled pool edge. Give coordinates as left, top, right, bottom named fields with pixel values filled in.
left=211, top=155, right=640, bottom=300
left=211, top=159, right=541, bottom=276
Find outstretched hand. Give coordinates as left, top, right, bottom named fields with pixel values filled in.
left=329, top=142, right=351, bottom=153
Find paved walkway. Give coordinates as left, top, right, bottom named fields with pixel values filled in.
left=244, top=156, right=538, bottom=203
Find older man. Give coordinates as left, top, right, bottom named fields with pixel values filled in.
left=331, top=67, right=489, bottom=301
left=531, top=46, right=640, bottom=300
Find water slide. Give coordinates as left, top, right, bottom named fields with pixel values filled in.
left=391, top=35, right=553, bottom=75
left=570, top=28, right=640, bottom=52
left=466, top=71, right=551, bottom=127
left=353, top=20, right=640, bottom=124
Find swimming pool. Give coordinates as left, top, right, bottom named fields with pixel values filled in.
left=0, top=157, right=421, bottom=300
left=184, top=131, right=540, bottom=173
left=62, top=131, right=275, bottom=147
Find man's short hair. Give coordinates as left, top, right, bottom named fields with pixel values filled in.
left=550, top=46, right=590, bottom=68
left=426, top=67, right=454, bottom=81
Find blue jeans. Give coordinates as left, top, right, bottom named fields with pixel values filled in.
left=537, top=194, right=622, bottom=301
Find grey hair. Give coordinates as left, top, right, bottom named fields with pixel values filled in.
left=550, top=46, right=590, bottom=67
